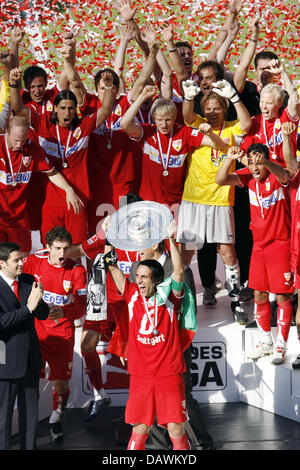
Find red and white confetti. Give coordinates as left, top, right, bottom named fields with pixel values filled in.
left=0, top=0, right=298, bottom=91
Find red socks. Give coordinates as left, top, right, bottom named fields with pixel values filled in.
left=170, top=433, right=191, bottom=450
left=255, top=300, right=272, bottom=334
left=255, top=299, right=293, bottom=348
left=127, top=431, right=149, bottom=450
left=82, top=350, right=103, bottom=391
left=127, top=430, right=190, bottom=450
left=53, top=387, right=70, bottom=414
left=277, top=299, right=293, bottom=347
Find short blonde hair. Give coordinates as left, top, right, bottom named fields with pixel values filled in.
left=7, top=115, right=30, bottom=134
left=150, top=98, right=177, bottom=119
left=260, top=83, right=285, bottom=105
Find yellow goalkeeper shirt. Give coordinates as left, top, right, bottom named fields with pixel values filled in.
left=182, top=115, right=247, bottom=206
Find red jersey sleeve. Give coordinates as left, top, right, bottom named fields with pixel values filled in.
left=29, top=140, right=55, bottom=173
left=79, top=92, right=101, bottom=116
left=240, top=116, right=260, bottom=152
left=235, top=167, right=253, bottom=187
left=186, top=126, right=204, bottom=150
left=81, top=232, right=105, bottom=260
left=63, top=264, right=87, bottom=321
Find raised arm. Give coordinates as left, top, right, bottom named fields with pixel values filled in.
left=129, top=37, right=159, bottom=102
left=182, top=79, right=201, bottom=125
left=281, top=121, right=299, bottom=175
left=215, top=146, right=244, bottom=186
left=9, top=67, right=30, bottom=119
left=161, top=23, right=189, bottom=88
left=9, top=27, right=25, bottom=72
left=138, top=23, right=172, bottom=99
left=95, top=71, right=118, bottom=128
left=208, top=0, right=243, bottom=68
left=114, top=22, right=136, bottom=95
left=114, top=0, right=150, bottom=56
left=57, top=30, right=76, bottom=91
left=0, top=52, right=13, bottom=131
left=120, top=84, right=156, bottom=137
left=233, top=16, right=260, bottom=94
left=168, top=221, right=184, bottom=295
left=60, top=41, right=86, bottom=107
left=266, top=58, right=300, bottom=121
left=212, top=79, right=252, bottom=132
left=103, top=215, right=126, bottom=294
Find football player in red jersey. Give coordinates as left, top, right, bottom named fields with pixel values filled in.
left=9, top=66, right=116, bottom=247
left=104, top=220, right=192, bottom=450
left=68, top=194, right=142, bottom=422
left=0, top=114, right=84, bottom=256
left=22, top=227, right=87, bottom=443
left=216, top=143, right=295, bottom=365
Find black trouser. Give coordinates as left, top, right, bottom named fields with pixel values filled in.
left=0, top=361, right=39, bottom=450
left=197, top=241, right=217, bottom=289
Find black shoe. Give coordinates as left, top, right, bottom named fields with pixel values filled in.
left=85, top=396, right=111, bottom=422
left=292, top=354, right=300, bottom=370
left=231, top=301, right=248, bottom=325
left=245, top=320, right=257, bottom=328
left=202, top=443, right=216, bottom=450
left=49, top=422, right=64, bottom=442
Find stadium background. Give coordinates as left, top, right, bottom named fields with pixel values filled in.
left=0, top=0, right=298, bottom=92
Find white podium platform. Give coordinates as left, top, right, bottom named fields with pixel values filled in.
left=11, top=243, right=300, bottom=435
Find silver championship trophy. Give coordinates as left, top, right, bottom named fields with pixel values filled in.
left=105, top=201, right=173, bottom=251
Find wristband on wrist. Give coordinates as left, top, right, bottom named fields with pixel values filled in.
left=171, top=278, right=183, bottom=292
left=9, top=83, right=18, bottom=88
left=229, top=93, right=240, bottom=104
left=167, top=48, right=177, bottom=53
left=104, top=85, right=113, bottom=90
left=250, top=39, right=258, bottom=43
left=184, top=96, right=193, bottom=102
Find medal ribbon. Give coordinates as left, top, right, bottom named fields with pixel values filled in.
left=4, top=135, right=23, bottom=186
left=56, top=124, right=73, bottom=167
left=262, top=117, right=279, bottom=160
left=156, top=129, right=173, bottom=174
left=211, top=121, right=225, bottom=166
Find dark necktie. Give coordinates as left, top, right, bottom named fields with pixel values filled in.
left=12, top=280, right=20, bottom=302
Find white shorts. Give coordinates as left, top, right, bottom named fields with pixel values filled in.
left=176, top=200, right=235, bottom=248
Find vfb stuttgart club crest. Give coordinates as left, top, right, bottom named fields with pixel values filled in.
left=22, top=156, right=32, bottom=167
left=63, top=280, right=72, bottom=293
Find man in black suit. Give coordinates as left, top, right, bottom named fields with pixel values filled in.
left=129, top=241, right=215, bottom=450
left=0, top=242, right=49, bottom=450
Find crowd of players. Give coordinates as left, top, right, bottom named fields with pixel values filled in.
left=0, top=0, right=299, bottom=451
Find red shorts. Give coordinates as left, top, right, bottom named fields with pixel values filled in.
left=249, top=240, right=294, bottom=294
left=82, top=319, right=115, bottom=341
left=0, top=217, right=31, bottom=252
left=40, top=338, right=74, bottom=380
left=41, top=203, right=88, bottom=245
left=125, top=374, right=188, bottom=427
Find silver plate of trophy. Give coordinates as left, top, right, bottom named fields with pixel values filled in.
left=106, top=201, right=173, bottom=251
